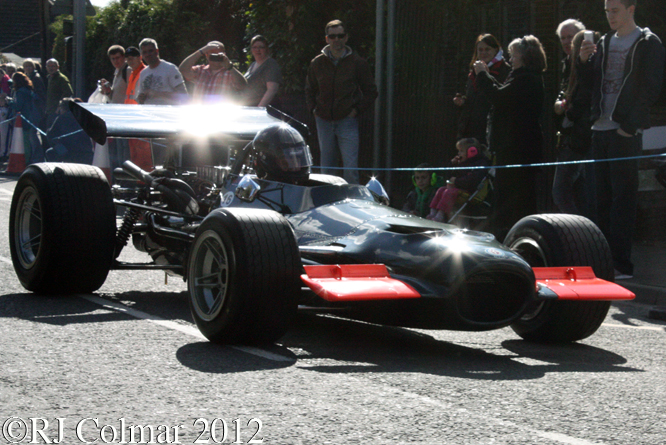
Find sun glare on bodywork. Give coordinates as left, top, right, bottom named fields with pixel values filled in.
left=433, top=230, right=471, bottom=253
left=180, top=104, right=240, bottom=137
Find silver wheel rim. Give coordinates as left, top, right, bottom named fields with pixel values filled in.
left=189, top=230, right=230, bottom=321
left=15, top=186, right=42, bottom=270
left=510, top=236, right=548, bottom=322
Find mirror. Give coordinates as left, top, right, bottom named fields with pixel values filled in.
left=366, top=177, right=390, bottom=205
left=235, top=175, right=261, bottom=202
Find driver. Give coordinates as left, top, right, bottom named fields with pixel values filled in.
left=252, top=123, right=313, bottom=184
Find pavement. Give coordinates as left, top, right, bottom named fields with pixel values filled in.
left=621, top=241, right=666, bottom=320
left=1, top=160, right=665, bottom=317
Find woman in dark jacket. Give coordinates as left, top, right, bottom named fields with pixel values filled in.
left=551, top=30, right=599, bottom=216
left=474, top=35, right=547, bottom=239
left=454, top=34, right=511, bottom=145
left=3, top=72, right=43, bottom=164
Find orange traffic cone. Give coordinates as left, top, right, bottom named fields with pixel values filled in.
left=6, top=114, right=26, bottom=174
left=93, top=140, right=112, bottom=183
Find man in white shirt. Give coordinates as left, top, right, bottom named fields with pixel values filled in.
left=136, top=38, right=187, bottom=105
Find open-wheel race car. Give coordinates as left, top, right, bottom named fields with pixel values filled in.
left=9, top=103, right=634, bottom=346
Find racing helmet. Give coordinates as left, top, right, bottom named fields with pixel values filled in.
left=252, top=123, right=313, bottom=183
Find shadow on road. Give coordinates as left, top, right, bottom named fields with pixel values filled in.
left=0, top=292, right=643, bottom=379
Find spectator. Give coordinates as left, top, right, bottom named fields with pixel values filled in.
left=474, top=35, right=547, bottom=240
left=124, top=46, right=145, bottom=105
left=124, top=46, right=153, bottom=171
left=100, top=45, right=130, bottom=104
left=136, top=38, right=187, bottom=105
left=402, top=163, right=445, bottom=218
left=427, top=138, right=490, bottom=222
left=305, top=19, right=378, bottom=184
left=45, top=98, right=93, bottom=165
left=578, top=0, right=665, bottom=279
left=5, top=63, right=16, bottom=79
left=0, top=88, right=10, bottom=160
left=453, top=34, right=511, bottom=145
left=0, top=68, right=10, bottom=95
left=100, top=45, right=132, bottom=172
left=45, top=59, right=73, bottom=128
left=244, top=35, right=282, bottom=107
left=552, top=30, right=599, bottom=216
left=179, top=41, right=246, bottom=103
left=2, top=72, right=43, bottom=163
left=22, top=59, right=46, bottom=116
left=554, top=19, right=586, bottom=100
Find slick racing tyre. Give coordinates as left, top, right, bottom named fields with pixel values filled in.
left=9, top=163, right=116, bottom=294
left=187, top=208, right=301, bottom=344
left=504, top=214, right=613, bottom=343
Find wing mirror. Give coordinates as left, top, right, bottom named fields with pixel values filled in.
left=366, top=177, right=390, bottom=205
left=235, top=175, right=261, bottom=202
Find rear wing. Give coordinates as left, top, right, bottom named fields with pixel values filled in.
left=69, top=102, right=291, bottom=145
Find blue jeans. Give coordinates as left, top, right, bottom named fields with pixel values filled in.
left=552, top=147, right=587, bottom=216
left=315, top=115, right=359, bottom=184
left=592, top=130, right=641, bottom=275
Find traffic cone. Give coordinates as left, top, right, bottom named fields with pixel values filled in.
left=93, top=140, right=112, bottom=183
left=6, top=114, right=26, bottom=174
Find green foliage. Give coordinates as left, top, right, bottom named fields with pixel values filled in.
left=52, top=0, right=249, bottom=97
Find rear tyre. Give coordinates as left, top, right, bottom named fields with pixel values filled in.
left=187, top=208, right=301, bottom=344
left=9, top=163, right=116, bottom=294
left=504, top=214, right=613, bottom=343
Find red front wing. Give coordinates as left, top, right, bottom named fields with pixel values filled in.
left=301, top=265, right=635, bottom=302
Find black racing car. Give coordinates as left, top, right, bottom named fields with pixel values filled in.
left=8, top=103, right=634, bottom=346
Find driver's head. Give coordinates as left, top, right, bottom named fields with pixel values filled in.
left=252, top=123, right=312, bottom=183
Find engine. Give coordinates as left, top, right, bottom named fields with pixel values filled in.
left=111, top=161, right=225, bottom=274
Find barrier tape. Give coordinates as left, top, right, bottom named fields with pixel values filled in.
left=19, top=115, right=47, bottom=136
left=0, top=116, right=16, bottom=126
left=315, top=152, right=666, bottom=173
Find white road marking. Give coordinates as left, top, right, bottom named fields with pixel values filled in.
left=0, top=197, right=11, bottom=202
left=602, top=323, right=665, bottom=332
left=0, top=188, right=13, bottom=195
left=79, top=295, right=293, bottom=362
left=339, top=375, right=610, bottom=445
left=0, top=255, right=13, bottom=265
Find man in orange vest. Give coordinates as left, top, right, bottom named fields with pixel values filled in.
left=124, top=46, right=152, bottom=170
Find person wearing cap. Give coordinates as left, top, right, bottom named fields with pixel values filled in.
left=124, top=46, right=145, bottom=105
left=124, top=46, right=153, bottom=171
left=178, top=40, right=246, bottom=103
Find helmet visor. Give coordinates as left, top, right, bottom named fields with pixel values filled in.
left=275, top=142, right=313, bottom=172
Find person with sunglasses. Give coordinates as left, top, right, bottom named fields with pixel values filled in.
left=305, top=19, right=378, bottom=184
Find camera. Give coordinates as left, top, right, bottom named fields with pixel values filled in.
left=209, top=53, right=226, bottom=62
left=584, top=31, right=594, bottom=43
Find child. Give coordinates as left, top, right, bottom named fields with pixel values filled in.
left=427, top=138, right=490, bottom=222
left=402, top=163, right=445, bottom=217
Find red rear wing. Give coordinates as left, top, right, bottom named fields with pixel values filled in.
left=533, top=267, right=635, bottom=300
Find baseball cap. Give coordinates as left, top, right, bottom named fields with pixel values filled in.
left=125, top=46, right=140, bottom=57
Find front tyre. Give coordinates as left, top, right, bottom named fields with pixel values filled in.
left=187, top=208, right=301, bottom=344
left=9, top=163, right=116, bottom=294
left=504, top=214, right=613, bottom=343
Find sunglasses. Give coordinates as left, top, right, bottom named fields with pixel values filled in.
left=327, top=33, right=347, bottom=39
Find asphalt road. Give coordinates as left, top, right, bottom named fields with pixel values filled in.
left=1, top=174, right=665, bottom=445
